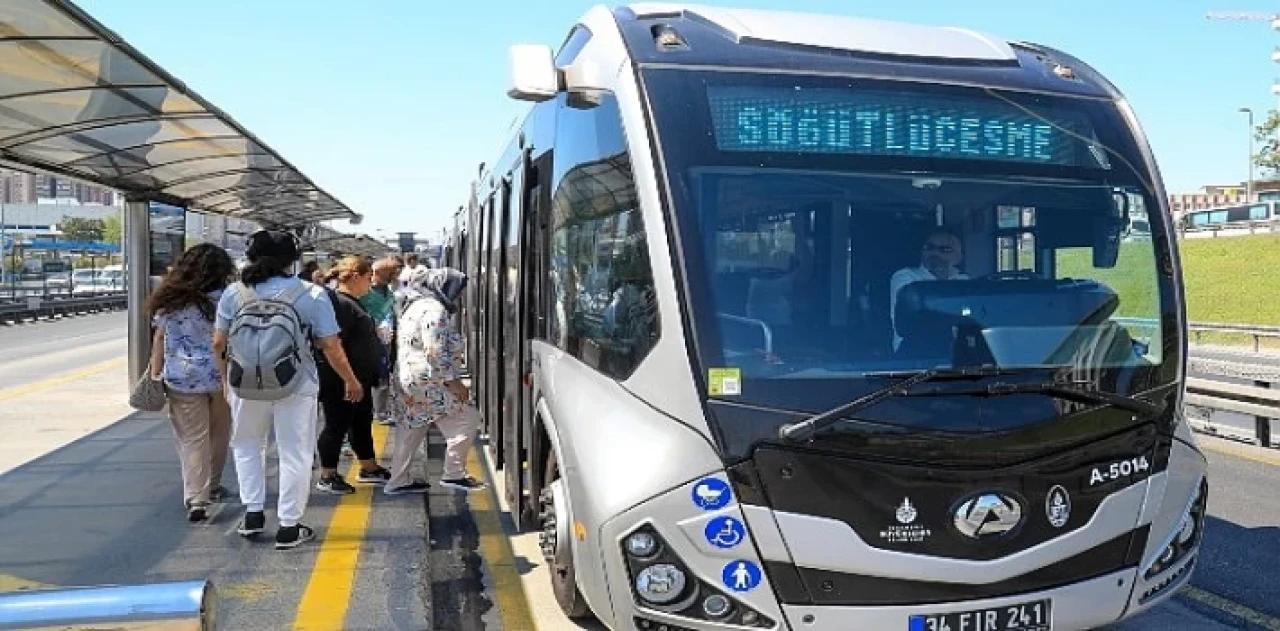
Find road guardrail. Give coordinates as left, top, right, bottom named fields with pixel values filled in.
left=0, top=293, right=126, bottom=323
left=0, top=579, right=215, bottom=630
left=1185, top=351, right=1277, bottom=449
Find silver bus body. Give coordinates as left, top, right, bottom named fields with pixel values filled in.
left=448, top=5, right=1206, bottom=630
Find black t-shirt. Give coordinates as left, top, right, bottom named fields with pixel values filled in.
left=316, top=288, right=383, bottom=397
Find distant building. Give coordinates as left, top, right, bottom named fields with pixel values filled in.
left=0, top=169, right=117, bottom=205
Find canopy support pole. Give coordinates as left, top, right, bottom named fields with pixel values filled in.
left=124, top=198, right=151, bottom=386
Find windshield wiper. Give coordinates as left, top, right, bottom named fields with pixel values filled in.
left=927, top=379, right=1162, bottom=417
left=777, top=365, right=1160, bottom=443
left=778, top=369, right=941, bottom=442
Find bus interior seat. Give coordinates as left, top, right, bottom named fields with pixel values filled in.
left=848, top=214, right=939, bottom=358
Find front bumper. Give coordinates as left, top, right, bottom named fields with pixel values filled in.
left=777, top=567, right=1160, bottom=631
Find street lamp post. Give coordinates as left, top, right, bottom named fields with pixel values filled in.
left=1241, top=107, right=1256, bottom=200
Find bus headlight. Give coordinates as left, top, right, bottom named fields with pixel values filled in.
left=1144, top=477, right=1207, bottom=581
left=621, top=525, right=774, bottom=627
left=702, top=594, right=733, bottom=619
left=635, top=564, right=687, bottom=605
left=626, top=531, right=660, bottom=558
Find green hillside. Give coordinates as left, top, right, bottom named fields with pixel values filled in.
left=1174, top=233, right=1280, bottom=326
left=1057, top=232, right=1280, bottom=347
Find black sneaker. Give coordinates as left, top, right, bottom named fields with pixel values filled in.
left=187, top=501, right=209, bottom=522
left=356, top=467, right=392, bottom=484
left=383, top=481, right=430, bottom=495
left=316, top=474, right=356, bottom=494
left=439, top=475, right=487, bottom=492
left=238, top=511, right=265, bottom=536
left=275, top=524, right=315, bottom=549
left=209, top=485, right=229, bottom=502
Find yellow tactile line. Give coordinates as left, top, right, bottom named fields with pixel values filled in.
left=466, top=440, right=538, bottom=630
left=292, top=422, right=391, bottom=630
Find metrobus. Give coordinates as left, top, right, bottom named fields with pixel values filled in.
left=447, top=5, right=1206, bottom=630
left=1181, top=201, right=1280, bottom=231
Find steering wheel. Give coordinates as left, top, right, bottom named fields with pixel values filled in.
left=984, top=270, right=1038, bottom=281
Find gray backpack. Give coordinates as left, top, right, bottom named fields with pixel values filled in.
left=225, top=281, right=311, bottom=401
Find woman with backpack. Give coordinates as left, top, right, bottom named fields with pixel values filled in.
left=314, top=255, right=393, bottom=493
left=213, top=230, right=363, bottom=550
left=145, top=243, right=237, bottom=523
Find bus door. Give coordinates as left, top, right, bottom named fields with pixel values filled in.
left=514, top=150, right=552, bottom=530
left=485, top=185, right=509, bottom=442
left=477, top=194, right=496, bottom=433
left=499, top=151, right=530, bottom=522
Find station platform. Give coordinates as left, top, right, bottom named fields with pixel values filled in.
left=0, top=313, right=1277, bottom=630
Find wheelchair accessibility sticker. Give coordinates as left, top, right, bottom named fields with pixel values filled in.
left=721, top=559, right=762, bottom=592
left=704, top=516, right=746, bottom=549
left=691, top=477, right=732, bottom=510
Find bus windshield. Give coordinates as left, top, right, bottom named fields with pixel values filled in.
left=641, top=67, right=1179, bottom=424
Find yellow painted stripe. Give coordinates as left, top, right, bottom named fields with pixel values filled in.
left=1181, top=585, right=1280, bottom=630
left=1197, top=434, right=1280, bottom=467
left=466, top=445, right=537, bottom=629
left=0, top=357, right=124, bottom=403
left=292, top=422, right=391, bottom=631
left=0, top=573, right=53, bottom=592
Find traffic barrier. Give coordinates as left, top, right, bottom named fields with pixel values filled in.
left=0, top=293, right=125, bottom=323
left=0, top=580, right=215, bottom=630
left=1184, top=369, right=1277, bottom=449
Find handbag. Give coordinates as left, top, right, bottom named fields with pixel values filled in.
left=129, top=373, right=167, bottom=412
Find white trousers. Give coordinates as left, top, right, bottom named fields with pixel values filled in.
left=388, top=405, right=481, bottom=487
left=229, top=392, right=318, bottom=527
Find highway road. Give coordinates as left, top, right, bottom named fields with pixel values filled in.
left=0, top=310, right=125, bottom=391
left=0, top=316, right=1276, bottom=630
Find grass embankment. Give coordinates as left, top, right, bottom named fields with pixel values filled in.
left=1058, top=233, right=1280, bottom=349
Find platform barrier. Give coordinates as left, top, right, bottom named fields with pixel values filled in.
left=0, top=580, right=215, bottom=630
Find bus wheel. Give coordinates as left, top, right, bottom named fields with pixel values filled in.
left=539, top=452, right=592, bottom=619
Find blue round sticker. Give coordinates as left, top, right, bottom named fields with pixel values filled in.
left=704, top=516, right=747, bottom=549
left=691, top=477, right=732, bottom=510
left=721, top=559, right=762, bottom=592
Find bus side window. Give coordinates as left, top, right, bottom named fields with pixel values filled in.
left=547, top=92, right=660, bottom=380
left=995, top=205, right=1038, bottom=273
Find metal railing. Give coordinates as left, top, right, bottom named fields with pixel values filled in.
left=0, top=580, right=215, bottom=630
left=0, top=292, right=125, bottom=323
left=1186, top=321, right=1280, bottom=353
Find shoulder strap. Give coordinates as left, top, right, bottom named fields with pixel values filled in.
left=279, top=281, right=311, bottom=305
left=228, top=282, right=263, bottom=321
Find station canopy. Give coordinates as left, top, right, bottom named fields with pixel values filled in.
left=0, top=0, right=361, bottom=229
left=303, top=224, right=394, bottom=259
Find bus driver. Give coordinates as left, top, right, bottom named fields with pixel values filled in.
left=889, top=228, right=968, bottom=351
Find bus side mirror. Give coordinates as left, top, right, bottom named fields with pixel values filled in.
left=507, top=44, right=558, bottom=102
left=1092, top=192, right=1130, bottom=268
left=1093, top=218, right=1121, bottom=268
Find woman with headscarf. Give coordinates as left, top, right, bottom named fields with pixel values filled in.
left=384, top=266, right=486, bottom=494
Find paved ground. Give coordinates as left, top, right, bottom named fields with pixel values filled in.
left=0, top=315, right=1277, bottom=630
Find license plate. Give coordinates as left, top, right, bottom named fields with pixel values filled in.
left=908, top=599, right=1051, bottom=631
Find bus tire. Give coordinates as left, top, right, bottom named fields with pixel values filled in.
left=539, top=450, right=592, bottom=619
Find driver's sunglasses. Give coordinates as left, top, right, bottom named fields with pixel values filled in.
left=922, top=243, right=955, bottom=253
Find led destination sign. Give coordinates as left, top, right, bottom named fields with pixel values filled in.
left=707, top=85, right=1104, bottom=168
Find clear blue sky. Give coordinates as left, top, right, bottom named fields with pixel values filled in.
left=74, top=0, right=1280, bottom=238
